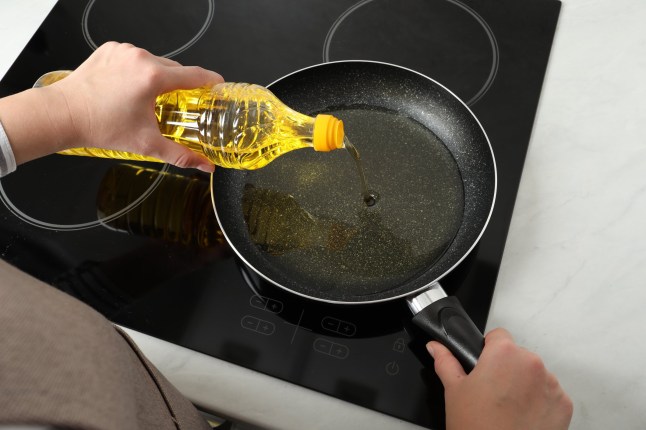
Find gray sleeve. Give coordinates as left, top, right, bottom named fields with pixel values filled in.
left=0, top=119, right=17, bottom=177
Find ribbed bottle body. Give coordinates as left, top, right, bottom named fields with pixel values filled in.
left=96, top=164, right=223, bottom=248
left=49, top=79, right=319, bottom=169
left=156, top=83, right=316, bottom=169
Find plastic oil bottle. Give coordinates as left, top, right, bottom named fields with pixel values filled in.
left=34, top=71, right=346, bottom=170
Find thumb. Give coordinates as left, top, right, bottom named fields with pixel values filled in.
left=427, top=341, right=467, bottom=388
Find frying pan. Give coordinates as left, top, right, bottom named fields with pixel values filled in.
left=210, top=61, right=496, bottom=371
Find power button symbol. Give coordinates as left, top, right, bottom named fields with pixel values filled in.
left=385, top=361, right=400, bottom=376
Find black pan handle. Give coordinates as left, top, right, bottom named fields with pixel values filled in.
left=408, top=283, right=484, bottom=373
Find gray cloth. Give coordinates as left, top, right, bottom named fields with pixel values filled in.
left=0, top=119, right=17, bottom=177
left=0, top=259, right=212, bottom=430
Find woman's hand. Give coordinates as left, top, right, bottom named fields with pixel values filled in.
left=0, top=42, right=224, bottom=171
left=428, top=328, right=573, bottom=430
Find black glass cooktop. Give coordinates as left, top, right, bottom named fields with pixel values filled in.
left=0, top=0, right=560, bottom=428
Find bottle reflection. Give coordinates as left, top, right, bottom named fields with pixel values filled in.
left=97, top=163, right=224, bottom=248
left=242, top=183, right=420, bottom=285
left=52, top=164, right=227, bottom=318
left=242, top=184, right=357, bottom=256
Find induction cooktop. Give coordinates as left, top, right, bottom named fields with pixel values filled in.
left=0, top=1, right=560, bottom=428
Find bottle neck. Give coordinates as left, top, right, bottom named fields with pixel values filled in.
left=301, top=121, right=316, bottom=148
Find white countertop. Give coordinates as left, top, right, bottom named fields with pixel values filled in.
left=2, top=1, right=646, bottom=429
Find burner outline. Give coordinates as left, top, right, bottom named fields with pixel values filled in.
left=81, top=0, right=215, bottom=58
left=0, top=163, right=171, bottom=231
left=322, top=0, right=499, bottom=106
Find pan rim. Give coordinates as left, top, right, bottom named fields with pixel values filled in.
left=210, top=59, right=498, bottom=305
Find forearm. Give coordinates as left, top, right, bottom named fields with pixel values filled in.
left=0, top=43, right=222, bottom=174
left=0, top=86, right=77, bottom=166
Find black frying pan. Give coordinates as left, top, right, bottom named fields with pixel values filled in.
left=211, top=61, right=496, bottom=371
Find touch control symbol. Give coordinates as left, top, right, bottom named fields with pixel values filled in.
left=393, top=338, right=406, bottom=353
left=321, top=316, right=356, bottom=337
left=385, top=361, right=400, bottom=376
left=240, top=315, right=275, bottom=335
left=249, top=295, right=284, bottom=314
left=313, top=338, right=349, bottom=359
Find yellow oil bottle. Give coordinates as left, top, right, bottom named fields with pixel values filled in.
left=34, top=71, right=346, bottom=170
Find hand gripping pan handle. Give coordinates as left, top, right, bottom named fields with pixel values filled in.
left=408, top=283, right=484, bottom=373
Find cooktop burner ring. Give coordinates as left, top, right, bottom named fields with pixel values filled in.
left=323, top=0, right=499, bottom=106
left=0, top=162, right=171, bottom=231
left=81, top=0, right=215, bottom=58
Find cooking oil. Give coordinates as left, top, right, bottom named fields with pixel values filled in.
left=242, top=184, right=356, bottom=255
left=243, top=107, right=465, bottom=297
left=343, top=137, right=378, bottom=206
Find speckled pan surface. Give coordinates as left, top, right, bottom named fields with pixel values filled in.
left=212, top=61, right=496, bottom=303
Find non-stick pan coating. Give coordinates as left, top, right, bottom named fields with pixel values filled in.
left=212, top=61, right=496, bottom=303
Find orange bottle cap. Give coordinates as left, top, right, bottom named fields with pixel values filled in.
left=313, top=114, right=345, bottom=152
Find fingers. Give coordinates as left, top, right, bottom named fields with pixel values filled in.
left=155, top=56, right=182, bottom=67
left=81, top=42, right=223, bottom=172
left=484, top=327, right=514, bottom=344
left=426, top=341, right=466, bottom=389
left=478, top=328, right=521, bottom=366
left=96, top=42, right=225, bottom=92
left=147, top=135, right=214, bottom=173
left=427, top=328, right=514, bottom=389
left=157, top=65, right=224, bottom=93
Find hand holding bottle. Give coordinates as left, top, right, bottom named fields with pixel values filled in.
left=428, top=328, right=573, bottom=430
left=0, top=42, right=223, bottom=171
left=26, top=43, right=346, bottom=171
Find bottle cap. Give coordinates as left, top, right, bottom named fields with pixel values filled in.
left=313, top=114, right=345, bottom=152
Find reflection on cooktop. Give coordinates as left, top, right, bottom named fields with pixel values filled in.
left=0, top=157, right=170, bottom=230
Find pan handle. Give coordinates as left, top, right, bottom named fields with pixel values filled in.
left=407, top=283, right=484, bottom=373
